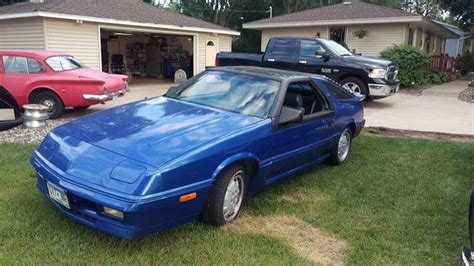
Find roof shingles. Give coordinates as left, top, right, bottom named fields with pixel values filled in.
left=0, top=0, right=233, bottom=32
left=246, top=1, right=418, bottom=26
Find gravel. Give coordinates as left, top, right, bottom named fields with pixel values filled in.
left=0, top=118, right=72, bottom=144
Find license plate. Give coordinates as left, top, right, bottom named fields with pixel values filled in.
left=47, top=182, right=70, bottom=209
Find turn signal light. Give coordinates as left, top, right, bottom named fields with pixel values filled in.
left=179, top=192, right=197, bottom=203
left=103, top=206, right=124, bottom=219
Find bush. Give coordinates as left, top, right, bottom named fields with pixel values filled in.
left=380, top=45, right=432, bottom=87
left=429, top=70, right=449, bottom=84
left=457, top=52, right=474, bottom=76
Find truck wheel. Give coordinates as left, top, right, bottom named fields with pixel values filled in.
left=340, top=77, right=368, bottom=98
left=33, top=91, right=64, bottom=119
left=328, top=128, right=352, bottom=165
left=201, top=163, right=247, bottom=226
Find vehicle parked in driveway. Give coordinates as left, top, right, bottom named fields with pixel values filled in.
left=216, top=37, right=400, bottom=99
left=462, top=190, right=474, bottom=265
left=0, top=51, right=129, bottom=119
left=0, top=88, right=22, bottom=130
left=31, top=66, right=365, bottom=239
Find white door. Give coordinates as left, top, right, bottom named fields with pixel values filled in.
left=206, top=39, right=218, bottom=67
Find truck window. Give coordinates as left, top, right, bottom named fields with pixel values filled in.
left=268, top=39, right=298, bottom=56
left=300, top=40, right=327, bottom=57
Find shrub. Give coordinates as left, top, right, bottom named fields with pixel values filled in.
left=429, top=70, right=449, bottom=84
left=457, top=52, right=474, bottom=76
left=380, top=45, right=432, bottom=87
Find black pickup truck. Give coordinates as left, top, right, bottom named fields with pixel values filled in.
left=216, top=37, right=400, bottom=99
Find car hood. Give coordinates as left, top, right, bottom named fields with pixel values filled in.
left=341, top=55, right=394, bottom=69
left=50, top=97, right=262, bottom=169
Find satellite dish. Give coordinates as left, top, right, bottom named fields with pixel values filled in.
left=174, top=69, right=187, bottom=83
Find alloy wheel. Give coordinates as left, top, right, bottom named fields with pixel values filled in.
left=223, top=170, right=244, bottom=222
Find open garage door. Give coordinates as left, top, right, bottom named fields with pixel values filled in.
left=100, top=29, right=194, bottom=83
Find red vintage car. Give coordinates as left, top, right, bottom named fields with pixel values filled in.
left=0, top=51, right=128, bottom=119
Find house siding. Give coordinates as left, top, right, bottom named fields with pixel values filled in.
left=346, top=24, right=404, bottom=57
left=44, top=18, right=101, bottom=70
left=0, top=18, right=45, bottom=50
left=261, top=26, right=328, bottom=52
left=196, top=33, right=232, bottom=73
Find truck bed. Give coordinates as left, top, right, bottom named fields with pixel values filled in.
left=216, top=52, right=263, bottom=67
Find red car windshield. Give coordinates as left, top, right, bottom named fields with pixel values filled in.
left=45, top=56, right=85, bottom=72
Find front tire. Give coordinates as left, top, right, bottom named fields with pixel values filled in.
left=329, top=128, right=352, bottom=165
left=201, top=164, right=246, bottom=226
left=340, top=77, right=369, bottom=98
left=32, top=91, right=64, bottom=119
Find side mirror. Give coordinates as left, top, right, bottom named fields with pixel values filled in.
left=278, top=106, right=303, bottom=125
left=322, top=53, right=331, bottom=62
left=165, top=85, right=179, bottom=96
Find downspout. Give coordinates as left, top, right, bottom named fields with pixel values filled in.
left=456, top=34, right=471, bottom=55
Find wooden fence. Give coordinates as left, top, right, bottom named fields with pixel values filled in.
left=430, top=54, right=458, bottom=80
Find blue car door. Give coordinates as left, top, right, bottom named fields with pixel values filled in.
left=268, top=80, right=336, bottom=183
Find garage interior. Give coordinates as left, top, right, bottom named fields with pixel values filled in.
left=100, top=29, right=194, bottom=83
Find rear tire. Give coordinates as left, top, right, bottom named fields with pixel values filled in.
left=32, top=91, right=64, bottom=119
left=201, top=164, right=247, bottom=226
left=340, top=77, right=369, bottom=98
left=328, top=128, right=352, bottom=165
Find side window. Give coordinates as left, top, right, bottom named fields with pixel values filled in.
left=27, top=58, right=44, bottom=74
left=268, top=39, right=298, bottom=56
left=300, top=40, right=327, bottom=57
left=284, top=81, right=330, bottom=117
left=322, top=81, right=355, bottom=99
left=2, top=56, right=28, bottom=74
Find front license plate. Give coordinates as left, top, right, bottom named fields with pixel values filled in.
left=47, top=182, right=70, bottom=209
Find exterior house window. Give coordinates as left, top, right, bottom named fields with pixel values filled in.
left=408, top=28, right=414, bottom=46
left=425, top=33, right=431, bottom=54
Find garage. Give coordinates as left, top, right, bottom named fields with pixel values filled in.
left=0, top=0, right=238, bottom=87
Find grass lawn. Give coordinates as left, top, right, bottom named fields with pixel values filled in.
left=0, top=134, right=473, bottom=264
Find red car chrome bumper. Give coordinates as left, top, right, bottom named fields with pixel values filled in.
left=83, top=87, right=129, bottom=101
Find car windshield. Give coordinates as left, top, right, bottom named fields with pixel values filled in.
left=319, top=39, right=353, bottom=56
left=166, top=71, right=281, bottom=118
left=45, top=56, right=85, bottom=72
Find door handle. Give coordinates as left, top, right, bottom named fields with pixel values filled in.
left=328, top=119, right=335, bottom=127
left=267, top=58, right=275, bottom=62
left=298, top=60, right=307, bottom=64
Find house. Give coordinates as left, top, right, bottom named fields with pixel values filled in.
left=0, top=0, right=239, bottom=80
left=243, top=1, right=457, bottom=57
left=434, top=21, right=472, bottom=57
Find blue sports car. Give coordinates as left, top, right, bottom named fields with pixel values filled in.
left=31, top=66, right=365, bottom=239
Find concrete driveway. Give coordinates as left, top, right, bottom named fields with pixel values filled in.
left=364, top=80, right=474, bottom=135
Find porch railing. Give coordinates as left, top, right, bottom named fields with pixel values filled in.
left=430, top=54, right=458, bottom=80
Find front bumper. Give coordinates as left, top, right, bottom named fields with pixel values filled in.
left=31, top=152, right=209, bottom=239
left=368, top=83, right=399, bottom=98
left=83, top=87, right=129, bottom=102
left=462, top=247, right=474, bottom=266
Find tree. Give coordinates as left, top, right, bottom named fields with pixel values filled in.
left=400, top=0, right=443, bottom=19
left=440, top=0, right=473, bottom=31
